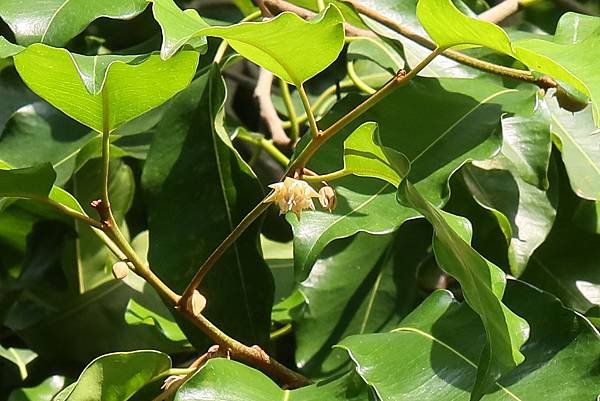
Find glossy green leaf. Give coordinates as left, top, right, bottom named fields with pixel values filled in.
left=11, top=44, right=199, bottom=132
left=291, top=78, right=533, bottom=280
left=7, top=376, right=66, bottom=401
left=342, top=122, right=410, bottom=186
left=339, top=280, right=600, bottom=400
left=398, top=181, right=529, bottom=400
left=547, top=94, right=600, bottom=200
left=261, top=235, right=294, bottom=302
left=462, top=106, right=557, bottom=276
left=53, top=351, right=170, bottom=401
left=125, top=298, right=188, bottom=344
left=201, top=5, right=344, bottom=86
left=174, top=359, right=370, bottom=401
left=295, top=224, right=424, bottom=376
left=0, top=0, right=148, bottom=46
left=148, top=0, right=209, bottom=60
left=142, top=66, right=273, bottom=347
left=417, top=1, right=600, bottom=125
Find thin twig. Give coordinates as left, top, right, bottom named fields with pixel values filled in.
left=263, top=0, right=376, bottom=38
left=479, top=0, right=521, bottom=24
left=235, top=130, right=291, bottom=166
left=254, top=69, right=291, bottom=147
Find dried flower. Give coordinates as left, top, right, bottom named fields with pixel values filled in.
left=318, top=186, right=336, bottom=212
left=187, top=290, right=207, bottom=317
left=264, top=177, right=320, bottom=218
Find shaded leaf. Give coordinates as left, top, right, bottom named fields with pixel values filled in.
left=0, top=65, right=38, bottom=134
left=0, top=163, right=55, bottom=199
left=142, top=66, right=273, bottom=347
left=398, top=180, right=529, bottom=400
left=0, top=0, right=148, bottom=46
left=339, top=280, right=600, bottom=400
left=0, top=102, right=95, bottom=185
left=0, top=345, right=37, bottom=380
left=295, top=224, right=423, bottom=376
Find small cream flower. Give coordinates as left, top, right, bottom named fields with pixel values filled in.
left=318, top=186, right=336, bottom=212
left=264, top=177, right=320, bottom=218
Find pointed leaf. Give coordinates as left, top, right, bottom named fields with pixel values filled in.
left=11, top=44, right=199, bottom=132
left=398, top=180, right=529, bottom=400
left=148, top=0, right=209, bottom=60
left=342, top=122, right=409, bottom=186
left=339, top=280, right=600, bottom=401
left=142, top=66, right=273, bottom=347
left=0, top=0, right=148, bottom=46
left=7, top=376, right=66, bottom=401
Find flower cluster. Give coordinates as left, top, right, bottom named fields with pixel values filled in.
left=264, top=177, right=321, bottom=218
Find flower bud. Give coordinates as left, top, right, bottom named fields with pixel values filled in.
left=112, top=261, right=129, bottom=280
left=318, top=186, right=336, bottom=212
left=187, top=290, right=207, bottom=316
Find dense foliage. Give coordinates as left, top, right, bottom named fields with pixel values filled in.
left=1, top=0, right=599, bottom=400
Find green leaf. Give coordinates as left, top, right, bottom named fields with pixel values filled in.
left=0, top=65, right=38, bottom=134
left=417, top=1, right=600, bottom=125
left=397, top=180, right=529, bottom=400
left=125, top=298, right=189, bottom=344
left=0, top=102, right=96, bottom=185
left=342, top=122, right=410, bottom=186
left=522, top=165, right=600, bottom=312
left=7, top=376, right=66, bottom=401
left=5, top=274, right=187, bottom=364
left=174, top=359, right=370, bottom=401
left=351, top=0, right=482, bottom=78
left=0, top=0, right=148, bottom=46
left=142, top=66, right=273, bottom=347
left=295, top=225, right=422, bottom=376
left=547, top=94, right=600, bottom=200
left=11, top=44, right=198, bottom=132
left=201, top=5, right=344, bottom=86
left=0, top=345, right=37, bottom=380
left=291, top=78, right=533, bottom=280
left=0, top=163, right=55, bottom=199
left=462, top=107, right=557, bottom=276
left=339, top=280, right=600, bottom=401
left=261, top=235, right=294, bottom=302
left=54, top=351, right=170, bottom=401
left=148, top=0, right=209, bottom=60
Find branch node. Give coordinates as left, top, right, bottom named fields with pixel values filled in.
left=90, top=198, right=112, bottom=228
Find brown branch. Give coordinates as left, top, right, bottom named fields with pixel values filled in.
left=479, top=0, right=521, bottom=24
left=254, top=68, right=291, bottom=147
